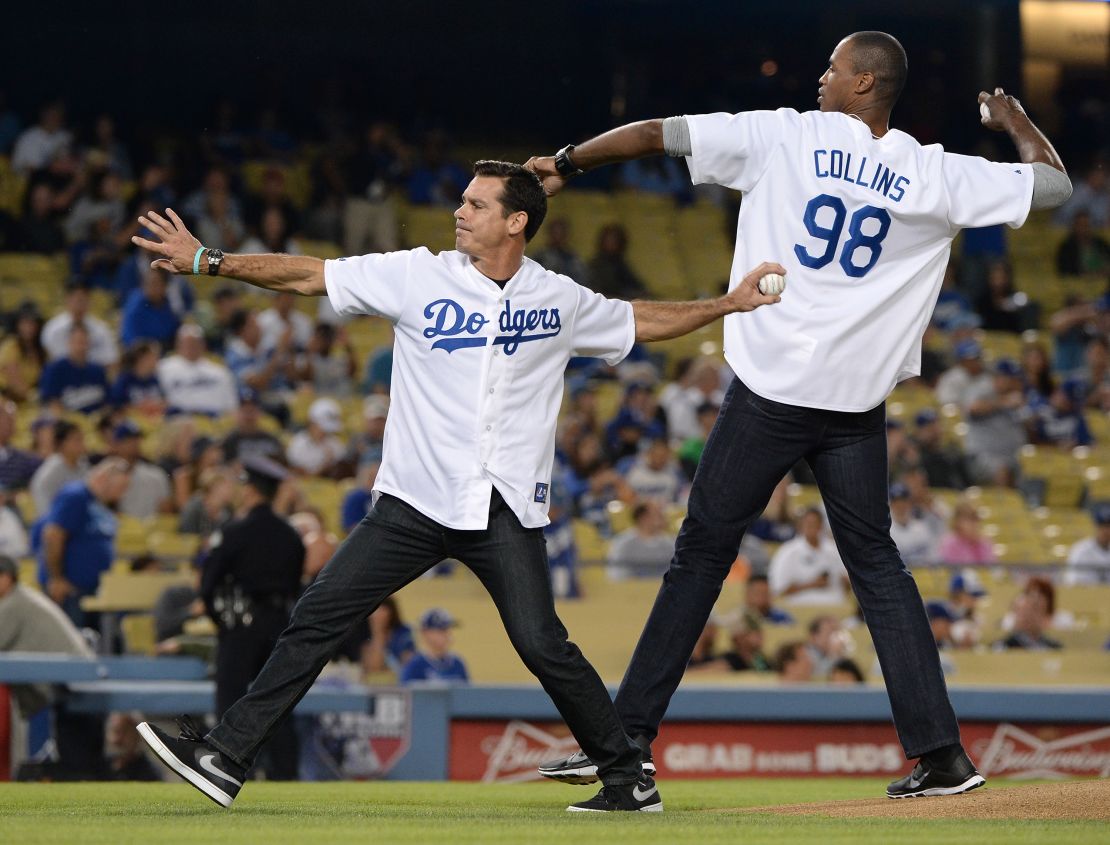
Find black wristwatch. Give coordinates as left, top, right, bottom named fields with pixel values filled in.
left=205, top=248, right=225, bottom=276
left=554, top=144, right=583, bottom=177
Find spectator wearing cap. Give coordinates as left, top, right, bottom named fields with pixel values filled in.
left=935, top=340, right=990, bottom=408
left=287, top=398, right=346, bottom=477
left=937, top=500, right=996, bottom=566
left=1028, top=378, right=1092, bottom=449
left=963, top=358, right=1027, bottom=487
left=742, top=573, right=794, bottom=625
left=925, top=601, right=959, bottom=650
left=623, top=437, right=685, bottom=504
left=221, top=388, right=285, bottom=465
left=39, top=323, right=110, bottom=415
left=120, top=266, right=181, bottom=349
left=41, top=278, right=120, bottom=367
left=885, top=419, right=919, bottom=481
left=1065, top=503, right=1110, bottom=586
left=0, top=554, right=107, bottom=780
left=606, top=500, right=677, bottom=581
left=604, top=383, right=665, bottom=464
left=109, top=341, right=166, bottom=415
left=687, top=610, right=769, bottom=673
left=889, top=483, right=940, bottom=567
left=157, top=324, right=239, bottom=417
left=297, top=322, right=357, bottom=397
left=36, top=457, right=131, bottom=627
left=29, top=420, right=88, bottom=516
left=350, top=394, right=389, bottom=469
left=399, top=608, right=469, bottom=685
left=0, top=303, right=47, bottom=404
left=104, top=420, right=172, bottom=519
left=911, top=409, right=969, bottom=490
left=0, top=400, right=43, bottom=491
left=948, top=571, right=987, bottom=648
left=768, top=508, right=849, bottom=605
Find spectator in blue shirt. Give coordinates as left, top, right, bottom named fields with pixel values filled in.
left=399, top=608, right=469, bottom=685
left=39, top=323, right=109, bottom=414
left=36, top=457, right=131, bottom=627
left=1030, top=379, right=1093, bottom=448
left=340, top=462, right=377, bottom=534
left=120, top=266, right=180, bottom=348
left=109, top=341, right=166, bottom=414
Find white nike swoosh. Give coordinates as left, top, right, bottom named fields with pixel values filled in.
left=198, top=753, right=243, bottom=788
left=632, top=784, right=658, bottom=802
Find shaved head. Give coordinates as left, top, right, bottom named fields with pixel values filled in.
left=846, top=31, right=907, bottom=107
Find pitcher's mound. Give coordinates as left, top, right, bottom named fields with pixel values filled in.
left=742, top=779, right=1109, bottom=821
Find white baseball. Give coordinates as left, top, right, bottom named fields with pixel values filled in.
left=980, top=102, right=991, bottom=121
left=759, top=273, right=785, bottom=296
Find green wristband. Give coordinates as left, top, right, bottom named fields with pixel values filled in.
left=193, top=247, right=206, bottom=275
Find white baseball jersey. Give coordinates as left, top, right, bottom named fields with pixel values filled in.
left=325, top=248, right=635, bottom=529
left=685, top=109, right=1034, bottom=411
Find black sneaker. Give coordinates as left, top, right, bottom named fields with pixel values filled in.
left=886, top=749, right=985, bottom=798
left=567, top=776, right=663, bottom=813
left=137, top=717, right=246, bottom=808
left=538, top=748, right=656, bottom=785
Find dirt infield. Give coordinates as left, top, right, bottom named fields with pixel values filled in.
left=740, top=779, right=1110, bottom=821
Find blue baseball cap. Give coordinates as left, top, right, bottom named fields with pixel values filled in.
left=886, top=418, right=904, bottom=430
left=925, top=600, right=959, bottom=622
left=238, top=386, right=260, bottom=405
left=1061, top=378, right=1087, bottom=405
left=889, top=482, right=911, bottom=500
left=1096, top=293, right=1110, bottom=313
left=950, top=571, right=988, bottom=597
left=994, top=358, right=1022, bottom=377
left=955, top=339, right=982, bottom=360
left=112, top=420, right=142, bottom=441
left=1092, top=502, right=1110, bottom=526
left=949, top=312, right=982, bottom=331
left=420, top=608, right=458, bottom=630
left=915, top=408, right=939, bottom=427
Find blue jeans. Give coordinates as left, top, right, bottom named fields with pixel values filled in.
left=614, top=378, right=961, bottom=759
left=207, top=490, right=641, bottom=784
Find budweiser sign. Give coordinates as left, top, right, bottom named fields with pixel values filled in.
left=477, top=720, right=579, bottom=783
left=974, top=724, right=1110, bottom=779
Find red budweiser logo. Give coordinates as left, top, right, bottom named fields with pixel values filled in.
left=478, top=720, right=579, bottom=783
left=975, top=724, right=1110, bottom=779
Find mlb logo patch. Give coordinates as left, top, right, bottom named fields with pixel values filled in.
left=534, top=482, right=549, bottom=504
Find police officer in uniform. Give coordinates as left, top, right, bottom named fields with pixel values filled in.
left=201, top=455, right=304, bottom=779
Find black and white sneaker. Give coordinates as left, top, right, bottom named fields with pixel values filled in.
left=567, top=776, right=663, bottom=813
left=538, top=748, right=656, bottom=785
left=887, top=749, right=985, bottom=798
left=137, top=716, right=246, bottom=808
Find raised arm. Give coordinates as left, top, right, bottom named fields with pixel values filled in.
left=978, top=88, right=1065, bottom=173
left=132, top=209, right=326, bottom=296
left=632, top=262, right=785, bottom=343
left=525, top=119, right=666, bottom=196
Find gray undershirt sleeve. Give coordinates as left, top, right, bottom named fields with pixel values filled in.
left=662, top=116, right=692, bottom=157
left=1030, top=162, right=1073, bottom=210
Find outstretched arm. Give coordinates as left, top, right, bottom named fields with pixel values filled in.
left=632, top=262, right=785, bottom=343
left=525, top=119, right=666, bottom=196
left=132, top=209, right=326, bottom=296
left=978, top=88, right=1065, bottom=173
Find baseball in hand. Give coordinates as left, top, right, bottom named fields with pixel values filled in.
left=759, top=273, right=786, bottom=296
left=980, top=102, right=991, bottom=120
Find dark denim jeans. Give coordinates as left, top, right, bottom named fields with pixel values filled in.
left=615, top=378, right=961, bottom=759
left=207, top=490, right=641, bottom=784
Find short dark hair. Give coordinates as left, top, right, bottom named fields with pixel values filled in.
left=472, top=160, right=547, bottom=242
left=747, top=573, right=769, bottom=586
left=846, top=31, right=908, bottom=107
left=773, top=640, right=806, bottom=672
left=228, top=309, right=251, bottom=336
left=53, top=419, right=80, bottom=445
left=830, top=657, right=866, bottom=683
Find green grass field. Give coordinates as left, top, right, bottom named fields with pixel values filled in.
left=0, top=779, right=1103, bottom=845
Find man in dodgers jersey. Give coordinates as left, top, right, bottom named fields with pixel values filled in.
left=528, top=31, right=1072, bottom=798
left=128, top=160, right=784, bottom=813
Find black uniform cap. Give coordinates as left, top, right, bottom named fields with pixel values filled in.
left=240, top=455, right=290, bottom=498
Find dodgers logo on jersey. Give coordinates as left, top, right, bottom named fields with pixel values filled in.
left=423, top=299, right=561, bottom=355
left=534, top=482, right=549, bottom=504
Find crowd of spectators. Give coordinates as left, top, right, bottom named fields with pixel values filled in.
left=0, top=99, right=1108, bottom=699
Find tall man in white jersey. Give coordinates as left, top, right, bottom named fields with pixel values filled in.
left=127, top=161, right=784, bottom=813
left=528, top=31, right=1072, bottom=798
